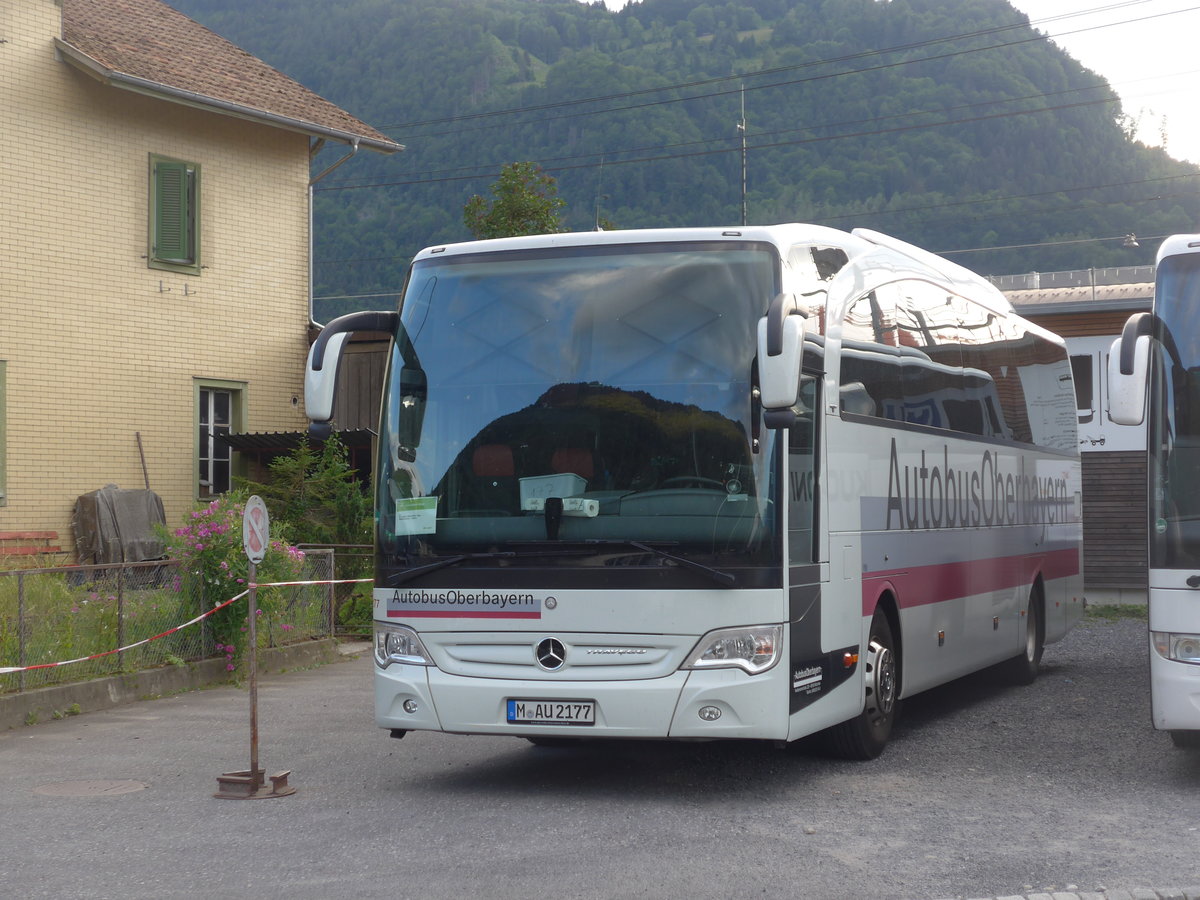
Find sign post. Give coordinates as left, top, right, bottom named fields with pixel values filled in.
left=214, top=496, right=295, bottom=799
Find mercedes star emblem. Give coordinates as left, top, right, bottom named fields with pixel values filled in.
left=535, top=637, right=566, bottom=670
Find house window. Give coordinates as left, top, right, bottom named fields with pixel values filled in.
left=149, top=155, right=200, bottom=274
left=196, top=380, right=245, bottom=498
left=0, top=360, right=7, bottom=507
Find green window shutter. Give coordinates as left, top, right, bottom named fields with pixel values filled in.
left=152, top=159, right=195, bottom=265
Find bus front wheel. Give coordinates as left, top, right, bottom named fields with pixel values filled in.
left=824, top=608, right=899, bottom=760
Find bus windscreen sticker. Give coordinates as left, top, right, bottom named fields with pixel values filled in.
left=395, top=497, right=437, bottom=535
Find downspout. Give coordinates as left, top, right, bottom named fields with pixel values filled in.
left=308, top=139, right=359, bottom=327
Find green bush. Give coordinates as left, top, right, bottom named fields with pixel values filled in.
left=239, top=435, right=373, bottom=634
left=164, top=494, right=305, bottom=670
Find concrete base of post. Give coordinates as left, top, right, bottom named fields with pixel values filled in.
left=214, top=768, right=295, bottom=799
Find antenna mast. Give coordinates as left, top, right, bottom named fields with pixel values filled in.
left=738, top=83, right=747, bottom=226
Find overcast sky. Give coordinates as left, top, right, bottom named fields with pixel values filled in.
left=1009, top=0, right=1200, bottom=163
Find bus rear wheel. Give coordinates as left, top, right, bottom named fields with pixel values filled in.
left=824, top=608, right=899, bottom=760
left=999, top=587, right=1044, bottom=686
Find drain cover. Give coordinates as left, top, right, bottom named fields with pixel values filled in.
left=33, top=780, right=148, bottom=797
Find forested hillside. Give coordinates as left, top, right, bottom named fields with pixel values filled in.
left=169, top=0, right=1199, bottom=320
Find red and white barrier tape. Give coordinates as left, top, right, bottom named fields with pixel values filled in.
left=0, top=577, right=373, bottom=675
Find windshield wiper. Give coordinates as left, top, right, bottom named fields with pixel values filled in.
left=389, top=543, right=736, bottom=589
left=582, top=539, right=737, bottom=588
left=386, top=552, right=512, bottom=586
left=385, top=548, right=591, bottom=586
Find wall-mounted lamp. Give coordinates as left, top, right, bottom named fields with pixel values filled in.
left=1123, top=233, right=1139, bottom=248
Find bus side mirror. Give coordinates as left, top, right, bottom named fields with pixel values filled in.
left=305, top=331, right=350, bottom=427
left=305, top=310, right=399, bottom=435
left=757, top=293, right=806, bottom=429
left=396, top=366, right=427, bottom=459
left=1107, top=313, right=1152, bottom=426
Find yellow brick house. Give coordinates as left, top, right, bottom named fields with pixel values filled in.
left=0, top=0, right=400, bottom=559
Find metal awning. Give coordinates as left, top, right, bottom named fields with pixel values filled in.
left=217, top=429, right=375, bottom=451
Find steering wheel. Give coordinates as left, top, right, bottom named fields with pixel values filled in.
left=660, top=476, right=726, bottom=490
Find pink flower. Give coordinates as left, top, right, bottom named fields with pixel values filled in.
left=226, top=663, right=236, bottom=671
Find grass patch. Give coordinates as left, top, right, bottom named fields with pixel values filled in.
left=2, top=561, right=332, bottom=694
left=1085, top=603, right=1148, bottom=622
left=51, top=703, right=82, bottom=720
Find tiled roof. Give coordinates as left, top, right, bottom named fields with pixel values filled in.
left=57, top=0, right=401, bottom=153
left=1005, top=282, right=1153, bottom=314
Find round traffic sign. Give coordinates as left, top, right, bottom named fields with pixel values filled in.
left=243, top=495, right=270, bottom=564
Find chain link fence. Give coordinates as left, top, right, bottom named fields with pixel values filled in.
left=0, top=550, right=336, bottom=694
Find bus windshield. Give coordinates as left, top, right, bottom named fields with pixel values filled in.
left=1151, top=251, right=1200, bottom=568
left=376, top=241, right=784, bottom=572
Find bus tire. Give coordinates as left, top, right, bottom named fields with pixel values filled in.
left=1169, top=730, right=1200, bottom=750
left=824, top=608, right=899, bottom=760
left=1000, top=586, right=1044, bottom=686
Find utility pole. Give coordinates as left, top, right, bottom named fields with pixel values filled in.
left=594, top=156, right=606, bottom=230
left=738, top=83, right=747, bottom=227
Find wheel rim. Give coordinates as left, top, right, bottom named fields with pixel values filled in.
left=1023, top=602, right=1041, bottom=663
left=865, top=637, right=896, bottom=723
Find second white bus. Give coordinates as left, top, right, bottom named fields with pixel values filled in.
left=1109, top=233, right=1200, bottom=749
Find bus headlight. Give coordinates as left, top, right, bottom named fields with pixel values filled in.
left=1151, top=631, right=1200, bottom=665
left=374, top=623, right=433, bottom=668
left=681, top=624, right=783, bottom=675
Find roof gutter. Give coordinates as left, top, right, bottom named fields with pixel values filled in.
left=54, top=38, right=403, bottom=154
left=1009, top=296, right=1152, bottom=317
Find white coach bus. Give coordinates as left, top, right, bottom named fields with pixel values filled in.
left=306, top=225, right=1084, bottom=759
left=1109, top=234, right=1200, bottom=750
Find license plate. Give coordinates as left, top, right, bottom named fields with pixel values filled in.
left=506, top=699, right=596, bottom=726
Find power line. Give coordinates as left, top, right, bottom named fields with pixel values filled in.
left=817, top=173, right=1200, bottom=224
left=377, top=0, right=1156, bottom=133
left=305, top=3, right=1200, bottom=268
left=325, top=80, right=1119, bottom=187
left=314, top=177, right=1199, bottom=267
left=938, top=232, right=1169, bottom=255
left=378, top=1, right=1195, bottom=144
left=321, top=59, right=1200, bottom=191
left=317, top=91, right=1122, bottom=192
left=315, top=5, right=1200, bottom=194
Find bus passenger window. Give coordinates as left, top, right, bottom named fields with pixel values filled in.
left=840, top=291, right=902, bottom=421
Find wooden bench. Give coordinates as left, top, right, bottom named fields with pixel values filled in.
left=0, top=531, right=63, bottom=559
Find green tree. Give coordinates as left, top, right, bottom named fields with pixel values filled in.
left=463, top=161, right=566, bottom=239
left=239, top=434, right=370, bottom=548
left=238, top=434, right=374, bottom=634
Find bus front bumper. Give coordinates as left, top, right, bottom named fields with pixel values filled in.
left=1150, top=652, right=1200, bottom=731
left=374, top=662, right=787, bottom=741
